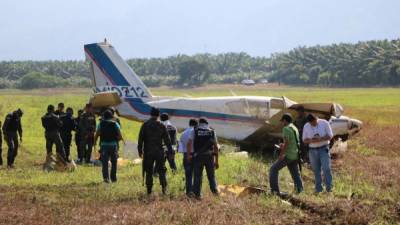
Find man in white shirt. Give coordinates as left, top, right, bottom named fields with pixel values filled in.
left=302, top=114, right=334, bottom=193
left=178, top=119, right=198, bottom=196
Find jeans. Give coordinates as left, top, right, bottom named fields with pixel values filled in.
left=183, top=153, right=194, bottom=194
left=193, top=154, right=218, bottom=197
left=269, top=157, right=303, bottom=193
left=308, top=145, right=332, bottom=192
left=100, top=145, right=118, bottom=182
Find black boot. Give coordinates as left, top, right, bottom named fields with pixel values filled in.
left=147, top=186, right=152, bottom=195
left=162, top=186, right=168, bottom=195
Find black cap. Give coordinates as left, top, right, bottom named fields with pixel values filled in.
left=47, top=104, right=55, bottom=112
left=103, top=110, right=113, bottom=120
left=150, top=107, right=160, bottom=117
left=189, top=118, right=198, bottom=127
left=160, top=113, right=169, bottom=121
left=16, top=108, right=23, bottom=116
left=66, top=107, right=73, bottom=113
left=280, top=113, right=293, bottom=123
left=306, top=114, right=317, bottom=122
left=199, top=117, right=208, bottom=124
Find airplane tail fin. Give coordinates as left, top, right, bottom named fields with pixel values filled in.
left=84, top=41, right=152, bottom=99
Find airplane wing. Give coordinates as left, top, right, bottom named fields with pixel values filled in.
left=89, top=91, right=122, bottom=108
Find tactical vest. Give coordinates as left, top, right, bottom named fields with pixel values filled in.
left=4, top=114, right=20, bottom=132
left=166, top=125, right=177, bottom=145
left=193, top=127, right=215, bottom=154
left=42, top=113, right=61, bottom=132
left=100, top=120, right=119, bottom=143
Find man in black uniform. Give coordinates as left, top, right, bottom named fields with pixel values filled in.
left=0, top=121, right=2, bottom=166
left=79, top=104, right=96, bottom=163
left=2, top=109, right=23, bottom=168
left=74, top=109, right=83, bottom=163
left=188, top=117, right=219, bottom=198
left=41, top=105, right=68, bottom=162
left=138, top=107, right=173, bottom=195
left=55, top=103, right=65, bottom=116
left=60, top=107, right=76, bottom=161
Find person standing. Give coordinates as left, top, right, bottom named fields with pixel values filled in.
left=0, top=121, right=2, bottom=166
left=2, top=109, right=23, bottom=168
left=74, top=109, right=83, bottom=163
left=178, top=118, right=198, bottom=196
left=187, top=117, right=219, bottom=199
left=41, top=105, right=68, bottom=162
left=55, top=103, right=65, bottom=116
left=94, top=110, right=124, bottom=183
left=294, top=106, right=308, bottom=163
left=79, top=104, right=96, bottom=164
left=269, top=113, right=303, bottom=196
left=302, top=114, right=334, bottom=193
left=160, top=113, right=177, bottom=172
left=60, top=107, right=76, bottom=161
left=137, top=107, right=173, bottom=195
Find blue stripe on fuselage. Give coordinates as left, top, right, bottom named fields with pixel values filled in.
left=125, top=98, right=254, bottom=122
left=84, top=43, right=130, bottom=86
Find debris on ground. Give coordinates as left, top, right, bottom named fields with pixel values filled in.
left=227, top=151, right=249, bottom=158
left=218, top=184, right=266, bottom=198
left=43, top=154, right=76, bottom=172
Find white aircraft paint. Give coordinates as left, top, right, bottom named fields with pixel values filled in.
left=84, top=41, right=362, bottom=147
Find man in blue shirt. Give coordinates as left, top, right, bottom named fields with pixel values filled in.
left=178, top=118, right=198, bottom=196
left=94, top=110, right=124, bottom=183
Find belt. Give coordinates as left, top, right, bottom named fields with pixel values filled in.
left=309, top=145, right=329, bottom=150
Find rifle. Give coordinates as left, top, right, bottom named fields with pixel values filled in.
left=142, top=154, right=145, bottom=186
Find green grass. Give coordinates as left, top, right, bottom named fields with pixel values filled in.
left=0, top=86, right=399, bottom=224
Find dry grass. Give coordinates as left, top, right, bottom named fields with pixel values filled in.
left=1, top=87, right=400, bottom=225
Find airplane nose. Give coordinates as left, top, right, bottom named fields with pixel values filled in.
left=350, top=119, right=363, bottom=131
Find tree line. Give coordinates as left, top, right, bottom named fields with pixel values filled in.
left=0, top=39, right=399, bottom=89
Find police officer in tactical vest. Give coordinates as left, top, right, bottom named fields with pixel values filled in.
left=2, top=109, right=23, bottom=168
left=79, top=103, right=96, bottom=164
left=41, top=105, right=68, bottom=162
left=138, top=107, right=173, bottom=195
left=94, top=110, right=124, bottom=183
left=60, top=107, right=76, bottom=161
left=74, top=109, right=83, bottom=163
left=187, top=117, right=219, bottom=198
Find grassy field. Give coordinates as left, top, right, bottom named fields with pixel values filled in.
left=0, top=85, right=399, bottom=225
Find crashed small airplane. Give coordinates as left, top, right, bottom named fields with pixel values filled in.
left=84, top=41, right=362, bottom=150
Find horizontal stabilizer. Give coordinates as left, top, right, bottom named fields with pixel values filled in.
left=89, top=91, right=122, bottom=108
left=289, top=103, right=343, bottom=118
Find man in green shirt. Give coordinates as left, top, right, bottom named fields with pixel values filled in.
left=94, top=110, right=124, bottom=183
left=269, top=113, right=303, bottom=196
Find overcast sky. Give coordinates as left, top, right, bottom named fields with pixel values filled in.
left=0, top=0, right=399, bottom=60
